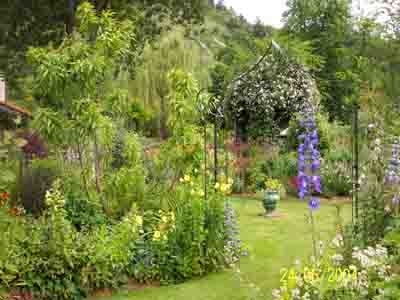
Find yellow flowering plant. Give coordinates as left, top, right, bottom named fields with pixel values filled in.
left=264, top=178, right=282, bottom=192
left=151, top=210, right=176, bottom=242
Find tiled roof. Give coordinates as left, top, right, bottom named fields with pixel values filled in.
left=0, top=101, right=32, bottom=117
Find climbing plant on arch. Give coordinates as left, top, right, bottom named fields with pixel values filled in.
left=225, top=48, right=319, bottom=143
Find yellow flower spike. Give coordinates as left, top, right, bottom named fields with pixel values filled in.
left=153, top=231, right=161, bottom=241
left=198, top=190, right=205, bottom=197
left=162, top=216, right=168, bottom=223
left=179, top=177, right=185, bottom=183
left=184, top=174, right=191, bottom=182
left=170, top=212, right=176, bottom=222
left=215, top=182, right=220, bottom=189
left=220, top=184, right=227, bottom=193
left=135, top=215, right=143, bottom=226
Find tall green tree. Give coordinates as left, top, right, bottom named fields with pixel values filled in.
left=29, top=2, right=136, bottom=201
left=130, top=27, right=212, bottom=138
left=0, top=0, right=209, bottom=97
left=283, top=0, right=356, bottom=121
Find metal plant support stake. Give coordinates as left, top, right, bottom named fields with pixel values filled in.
left=204, top=124, right=208, bottom=201
left=224, top=127, right=229, bottom=183
left=214, top=117, right=218, bottom=186
left=196, top=88, right=209, bottom=202
left=352, top=104, right=360, bottom=225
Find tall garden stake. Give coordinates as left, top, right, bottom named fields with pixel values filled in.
left=224, top=127, right=229, bottom=183
left=352, top=103, right=360, bottom=225
left=214, top=116, right=218, bottom=186
left=204, top=124, right=208, bottom=201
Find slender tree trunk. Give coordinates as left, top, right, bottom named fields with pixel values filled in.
left=66, top=0, right=75, bottom=35
left=93, top=132, right=102, bottom=194
left=77, top=142, right=91, bottom=200
left=95, top=0, right=110, bottom=11
left=160, top=96, right=168, bottom=140
left=214, top=119, right=218, bottom=185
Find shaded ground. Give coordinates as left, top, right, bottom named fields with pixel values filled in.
left=93, top=196, right=351, bottom=300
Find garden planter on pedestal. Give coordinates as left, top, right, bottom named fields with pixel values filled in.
left=263, top=191, right=280, bottom=215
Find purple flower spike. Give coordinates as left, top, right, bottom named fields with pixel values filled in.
left=386, top=138, right=400, bottom=187
left=297, top=103, right=322, bottom=209
left=312, top=176, right=322, bottom=193
left=308, top=197, right=320, bottom=210
left=311, top=160, right=320, bottom=172
left=311, top=130, right=318, bottom=139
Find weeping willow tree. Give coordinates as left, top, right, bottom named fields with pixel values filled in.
left=130, top=26, right=213, bottom=138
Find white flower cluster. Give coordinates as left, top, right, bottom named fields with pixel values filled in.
left=227, top=54, right=317, bottom=135
left=352, top=245, right=388, bottom=269
left=45, top=180, right=66, bottom=212
left=272, top=242, right=393, bottom=300
left=331, top=234, right=344, bottom=248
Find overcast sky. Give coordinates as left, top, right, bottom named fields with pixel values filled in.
left=222, top=0, right=380, bottom=28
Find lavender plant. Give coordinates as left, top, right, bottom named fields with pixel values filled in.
left=224, top=201, right=241, bottom=265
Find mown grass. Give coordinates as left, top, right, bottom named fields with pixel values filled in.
left=95, top=196, right=351, bottom=300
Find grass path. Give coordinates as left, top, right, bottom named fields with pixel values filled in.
left=96, top=197, right=351, bottom=300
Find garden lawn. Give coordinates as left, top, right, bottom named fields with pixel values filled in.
left=94, top=196, right=351, bottom=300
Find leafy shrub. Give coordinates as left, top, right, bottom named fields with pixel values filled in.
left=1, top=176, right=236, bottom=298
left=19, top=159, right=61, bottom=216
left=129, top=176, right=235, bottom=284
left=261, top=152, right=298, bottom=179
left=104, top=133, right=146, bottom=217
left=320, top=149, right=352, bottom=197
left=247, top=161, right=268, bottom=191
left=80, top=210, right=140, bottom=290
left=18, top=131, right=48, bottom=160
left=286, top=113, right=349, bottom=155
left=8, top=181, right=87, bottom=300
left=103, top=166, right=145, bottom=218
left=0, top=129, right=23, bottom=194
left=63, top=175, right=107, bottom=230
left=2, top=181, right=143, bottom=300
left=110, top=129, right=126, bottom=170
left=247, top=152, right=297, bottom=193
